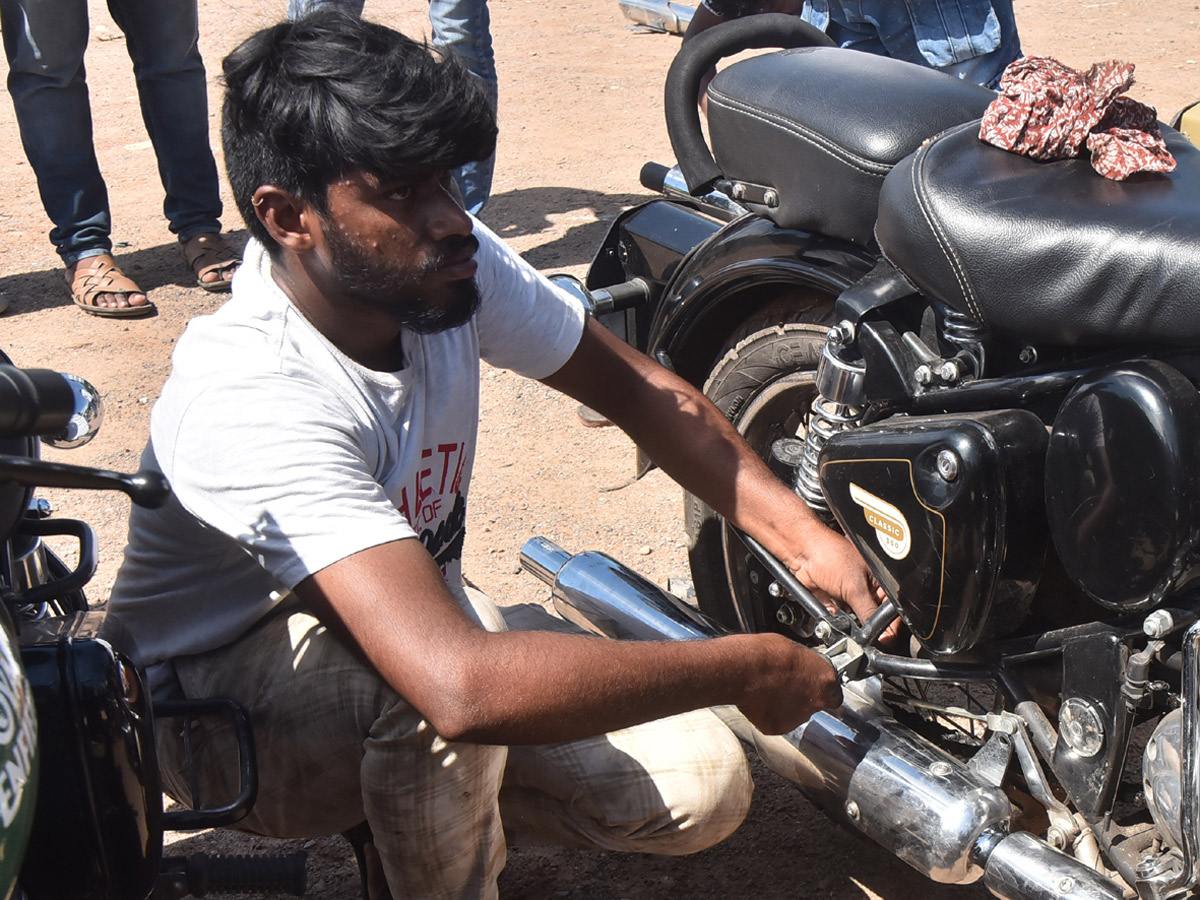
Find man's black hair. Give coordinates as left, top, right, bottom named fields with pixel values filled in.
left=221, top=11, right=497, bottom=251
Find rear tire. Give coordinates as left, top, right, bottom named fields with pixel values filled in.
left=684, top=317, right=833, bottom=633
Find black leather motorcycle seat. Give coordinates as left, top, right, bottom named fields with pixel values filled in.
left=876, top=124, right=1200, bottom=346
left=705, top=46, right=994, bottom=247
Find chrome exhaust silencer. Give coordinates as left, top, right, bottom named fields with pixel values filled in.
left=618, top=0, right=694, bottom=35
left=519, top=535, right=724, bottom=641
left=519, top=538, right=1128, bottom=899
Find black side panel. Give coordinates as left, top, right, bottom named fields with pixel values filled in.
left=19, top=612, right=160, bottom=900
left=821, top=410, right=1049, bottom=654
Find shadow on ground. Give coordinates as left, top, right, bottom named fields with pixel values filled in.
left=481, top=186, right=651, bottom=271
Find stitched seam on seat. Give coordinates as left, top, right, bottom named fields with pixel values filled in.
left=909, top=136, right=982, bottom=321
left=707, top=90, right=893, bottom=176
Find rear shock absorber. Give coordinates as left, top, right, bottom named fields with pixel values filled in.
left=792, top=323, right=865, bottom=521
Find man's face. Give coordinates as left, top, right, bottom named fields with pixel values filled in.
left=318, top=170, right=481, bottom=333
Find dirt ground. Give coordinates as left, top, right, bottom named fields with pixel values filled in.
left=0, top=0, right=1196, bottom=897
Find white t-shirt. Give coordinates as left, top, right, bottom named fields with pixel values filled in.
left=107, top=218, right=586, bottom=672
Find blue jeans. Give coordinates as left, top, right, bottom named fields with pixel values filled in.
left=0, top=0, right=223, bottom=265
left=286, top=0, right=497, bottom=214
left=804, top=0, right=1021, bottom=89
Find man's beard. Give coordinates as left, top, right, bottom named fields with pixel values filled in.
left=325, top=224, right=482, bottom=334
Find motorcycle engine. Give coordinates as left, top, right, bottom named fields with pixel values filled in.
left=820, top=409, right=1048, bottom=654
left=1045, top=360, right=1200, bottom=611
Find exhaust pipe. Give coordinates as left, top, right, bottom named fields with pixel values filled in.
left=519, top=538, right=1127, bottom=900
left=618, top=0, right=694, bottom=35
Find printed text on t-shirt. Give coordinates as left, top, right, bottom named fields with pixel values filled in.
left=397, top=443, right=467, bottom=527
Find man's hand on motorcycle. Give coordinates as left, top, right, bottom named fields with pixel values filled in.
left=735, top=635, right=841, bottom=734
left=788, top=527, right=899, bottom=643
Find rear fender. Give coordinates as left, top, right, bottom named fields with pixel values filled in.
left=646, top=216, right=877, bottom=389
left=591, top=209, right=877, bottom=477
left=585, top=201, right=877, bottom=387
left=586, top=198, right=724, bottom=351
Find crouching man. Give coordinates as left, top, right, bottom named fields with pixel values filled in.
left=107, top=12, right=881, bottom=899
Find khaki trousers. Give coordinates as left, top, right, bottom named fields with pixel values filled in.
left=156, top=591, right=752, bottom=899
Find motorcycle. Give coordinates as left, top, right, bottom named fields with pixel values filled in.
left=527, top=14, right=1200, bottom=900
left=0, top=353, right=305, bottom=900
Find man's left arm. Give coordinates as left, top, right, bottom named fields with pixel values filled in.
left=541, top=317, right=882, bottom=624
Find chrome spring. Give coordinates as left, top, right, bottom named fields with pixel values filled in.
left=943, top=310, right=989, bottom=378
left=796, top=393, right=864, bottom=519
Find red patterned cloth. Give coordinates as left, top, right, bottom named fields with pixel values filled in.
left=978, top=56, right=1176, bottom=181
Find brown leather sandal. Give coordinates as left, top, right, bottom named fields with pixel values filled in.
left=65, top=256, right=155, bottom=318
left=181, top=233, right=241, bottom=293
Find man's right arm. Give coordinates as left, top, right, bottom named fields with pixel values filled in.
left=293, top=537, right=840, bottom=745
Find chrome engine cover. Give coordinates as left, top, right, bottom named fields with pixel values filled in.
left=1144, top=708, right=1185, bottom=852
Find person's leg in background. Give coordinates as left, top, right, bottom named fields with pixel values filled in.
left=110, top=0, right=240, bottom=291
left=428, top=0, right=497, bottom=214
left=0, top=0, right=151, bottom=313
left=1, top=0, right=108, bottom=266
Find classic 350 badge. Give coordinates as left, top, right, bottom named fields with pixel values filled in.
left=849, top=483, right=911, bottom=560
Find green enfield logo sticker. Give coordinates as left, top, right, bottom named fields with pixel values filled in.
left=0, top=634, right=36, bottom=828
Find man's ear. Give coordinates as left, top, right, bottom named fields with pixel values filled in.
left=252, top=186, right=320, bottom=253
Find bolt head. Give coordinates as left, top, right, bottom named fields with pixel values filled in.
left=845, top=800, right=860, bottom=820
left=914, top=364, right=933, bottom=385
left=938, top=360, right=960, bottom=382
left=1018, top=346, right=1037, bottom=365
left=936, top=450, right=960, bottom=482
left=763, top=189, right=778, bottom=207
left=814, top=621, right=832, bottom=641
left=1143, top=608, right=1175, bottom=638
left=828, top=322, right=854, bottom=345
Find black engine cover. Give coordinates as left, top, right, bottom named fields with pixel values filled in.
left=1046, top=360, right=1200, bottom=610
left=820, top=410, right=1048, bottom=654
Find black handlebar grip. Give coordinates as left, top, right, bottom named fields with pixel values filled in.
left=640, top=161, right=671, bottom=193
left=663, top=13, right=835, bottom=195
left=0, top=366, right=74, bottom=438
